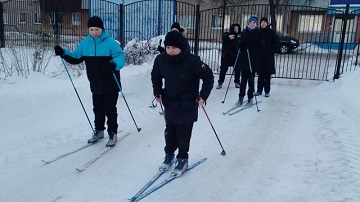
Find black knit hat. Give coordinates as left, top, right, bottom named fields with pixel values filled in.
left=260, top=17, right=269, bottom=24
left=164, top=31, right=187, bottom=51
left=170, top=22, right=184, bottom=33
left=88, top=16, right=104, bottom=30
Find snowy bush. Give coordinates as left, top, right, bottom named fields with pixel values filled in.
left=0, top=28, right=55, bottom=80
left=123, top=36, right=164, bottom=65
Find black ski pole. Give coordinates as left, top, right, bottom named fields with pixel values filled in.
left=201, top=105, right=226, bottom=156
left=61, top=58, right=94, bottom=132
left=246, top=49, right=260, bottom=112
left=112, top=73, right=142, bottom=132
left=221, top=48, right=241, bottom=103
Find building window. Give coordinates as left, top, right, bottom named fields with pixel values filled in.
left=19, top=13, right=26, bottom=24
left=34, top=12, right=41, bottom=24
left=50, top=12, right=63, bottom=25
left=178, top=14, right=194, bottom=29
left=211, top=14, right=230, bottom=29
left=298, top=15, right=323, bottom=33
left=72, top=12, right=80, bottom=26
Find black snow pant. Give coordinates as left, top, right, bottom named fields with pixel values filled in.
left=218, top=57, right=240, bottom=84
left=239, top=72, right=255, bottom=99
left=164, top=123, right=194, bottom=159
left=257, top=73, right=271, bottom=94
left=92, top=92, right=119, bottom=134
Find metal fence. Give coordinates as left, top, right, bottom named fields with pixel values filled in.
left=197, top=4, right=359, bottom=81
left=0, top=0, right=359, bottom=81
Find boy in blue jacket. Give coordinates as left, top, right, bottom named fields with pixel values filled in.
left=54, top=16, right=126, bottom=147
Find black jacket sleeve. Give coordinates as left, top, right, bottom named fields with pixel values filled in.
left=192, top=57, right=214, bottom=101
left=61, top=55, right=84, bottom=64
left=222, top=32, right=231, bottom=42
left=151, top=56, right=164, bottom=96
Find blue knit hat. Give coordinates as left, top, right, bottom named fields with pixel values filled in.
left=248, top=16, right=258, bottom=25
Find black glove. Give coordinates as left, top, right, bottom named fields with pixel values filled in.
left=157, top=46, right=165, bottom=53
left=107, top=61, right=117, bottom=71
left=54, top=46, right=63, bottom=56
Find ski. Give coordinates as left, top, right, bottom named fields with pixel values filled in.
left=129, top=170, right=167, bottom=202
left=41, top=137, right=108, bottom=164
left=76, top=132, right=131, bottom=172
left=222, top=104, right=242, bottom=115
left=42, top=130, right=123, bottom=164
left=132, top=157, right=207, bottom=202
left=228, top=101, right=262, bottom=115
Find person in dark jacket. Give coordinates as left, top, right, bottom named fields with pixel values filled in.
left=151, top=31, right=214, bottom=177
left=54, top=16, right=126, bottom=147
left=236, top=16, right=260, bottom=107
left=216, top=23, right=241, bottom=89
left=157, top=22, right=186, bottom=53
left=254, top=17, right=279, bottom=97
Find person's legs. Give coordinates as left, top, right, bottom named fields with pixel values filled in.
left=92, top=93, right=106, bottom=131
left=170, top=123, right=193, bottom=176
left=175, top=123, right=194, bottom=159
left=218, top=58, right=230, bottom=84
left=234, top=66, right=241, bottom=84
left=239, top=73, right=249, bottom=98
left=247, top=72, right=255, bottom=99
left=104, top=93, right=119, bottom=133
left=257, top=74, right=265, bottom=93
left=164, top=123, right=178, bottom=155
left=264, top=74, right=271, bottom=94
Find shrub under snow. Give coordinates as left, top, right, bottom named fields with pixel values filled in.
left=123, top=35, right=164, bottom=65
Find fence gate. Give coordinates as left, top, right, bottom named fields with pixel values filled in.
left=0, top=0, right=358, bottom=81
left=123, top=0, right=196, bottom=49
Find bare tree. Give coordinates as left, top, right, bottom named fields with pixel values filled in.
left=269, top=0, right=277, bottom=32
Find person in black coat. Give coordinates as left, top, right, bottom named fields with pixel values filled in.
left=254, top=17, right=279, bottom=97
left=157, top=22, right=185, bottom=53
left=216, top=23, right=241, bottom=89
left=151, top=31, right=214, bottom=177
left=236, top=16, right=261, bottom=106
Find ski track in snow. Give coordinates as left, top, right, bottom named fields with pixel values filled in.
left=1, top=65, right=360, bottom=202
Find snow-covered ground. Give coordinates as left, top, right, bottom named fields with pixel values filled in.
left=1, top=57, right=360, bottom=202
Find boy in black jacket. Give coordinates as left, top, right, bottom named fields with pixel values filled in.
left=255, top=17, right=279, bottom=97
left=216, top=23, right=241, bottom=89
left=151, top=31, right=214, bottom=177
left=236, top=16, right=260, bottom=107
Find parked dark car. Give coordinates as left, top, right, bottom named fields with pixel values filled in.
left=276, top=31, right=300, bottom=54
